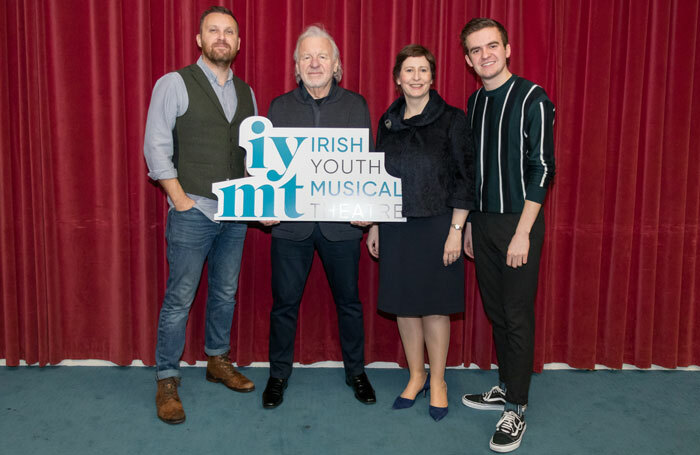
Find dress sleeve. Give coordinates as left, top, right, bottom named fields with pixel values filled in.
left=446, top=110, right=476, bottom=211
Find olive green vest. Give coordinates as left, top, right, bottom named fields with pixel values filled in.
left=173, top=64, right=254, bottom=199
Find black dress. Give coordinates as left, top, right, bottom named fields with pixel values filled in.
left=375, top=91, right=475, bottom=316
left=378, top=213, right=464, bottom=315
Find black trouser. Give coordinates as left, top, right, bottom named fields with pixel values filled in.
left=268, top=224, right=366, bottom=379
left=471, top=211, right=544, bottom=405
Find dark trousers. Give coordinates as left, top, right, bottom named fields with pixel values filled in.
left=269, top=224, right=366, bottom=379
left=471, top=211, right=545, bottom=405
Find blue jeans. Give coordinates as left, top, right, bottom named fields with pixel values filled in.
left=155, top=207, right=247, bottom=380
left=269, top=224, right=365, bottom=379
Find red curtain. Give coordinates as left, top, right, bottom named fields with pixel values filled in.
left=1, top=0, right=698, bottom=370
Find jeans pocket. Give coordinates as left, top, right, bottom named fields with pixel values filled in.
left=167, top=207, right=212, bottom=248
left=173, top=206, right=197, bottom=214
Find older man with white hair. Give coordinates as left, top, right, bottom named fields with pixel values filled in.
left=260, top=25, right=376, bottom=409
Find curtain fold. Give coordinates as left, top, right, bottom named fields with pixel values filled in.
left=1, top=0, right=698, bottom=370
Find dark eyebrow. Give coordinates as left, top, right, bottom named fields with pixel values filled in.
left=469, top=40, right=501, bottom=52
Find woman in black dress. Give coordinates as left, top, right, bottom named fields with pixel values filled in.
left=367, top=44, right=475, bottom=421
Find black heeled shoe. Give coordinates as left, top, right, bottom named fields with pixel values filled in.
left=392, top=373, right=430, bottom=409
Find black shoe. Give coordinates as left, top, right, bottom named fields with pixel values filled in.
left=262, top=377, right=287, bottom=409
left=462, top=385, right=506, bottom=410
left=345, top=372, right=376, bottom=404
left=490, top=410, right=527, bottom=453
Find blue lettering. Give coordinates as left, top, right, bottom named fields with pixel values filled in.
left=267, top=136, right=307, bottom=181
left=318, top=137, right=329, bottom=152
left=379, top=182, right=391, bottom=196
left=362, top=181, right=377, bottom=196
left=281, top=175, right=303, bottom=218
left=343, top=181, right=354, bottom=196
left=248, top=137, right=266, bottom=169
left=393, top=181, right=402, bottom=197
left=328, top=181, right=340, bottom=196
left=337, top=137, right=348, bottom=152
left=219, top=183, right=275, bottom=217
left=311, top=181, right=326, bottom=195
left=350, top=137, right=363, bottom=152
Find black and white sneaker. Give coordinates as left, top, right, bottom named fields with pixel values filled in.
left=461, top=385, right=506, bottom=410
left=489, top=410, right=527, bottom=453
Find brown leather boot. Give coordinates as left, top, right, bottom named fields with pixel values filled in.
left=155, top=377, right=185, bottom=424
left=206, top=352, right=255, bottom=392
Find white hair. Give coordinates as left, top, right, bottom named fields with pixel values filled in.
left=293, top=25, right=343, bottom=83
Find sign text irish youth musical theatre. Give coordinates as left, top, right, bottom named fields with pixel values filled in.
left=213, top=116, right=404, bottom=222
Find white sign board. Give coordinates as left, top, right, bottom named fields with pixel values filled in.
left=213, top=116, right=405, bottom=222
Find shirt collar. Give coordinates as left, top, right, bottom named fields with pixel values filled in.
left=483, top=74, right=517, bottom=96
left=298, top=79, right=338, bottom=103
left=196, top=56, right=233, bottom=86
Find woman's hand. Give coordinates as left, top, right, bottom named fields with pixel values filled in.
left=366, top=224, right=379, bottom=258
left=443, top=228, right=462, bottom=266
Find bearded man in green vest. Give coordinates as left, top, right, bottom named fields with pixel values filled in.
left=144, top=6, right=257, bottom=425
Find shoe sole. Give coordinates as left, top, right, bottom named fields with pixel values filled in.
left=158, top=415, right=186, bottom=425
left=206, top=374, right=256, bottom=393
left=262, top=399, right=283, bottom=409
left=489, top=423, right=526, bottom=453
left=461, top=395, right=505, bottom=410
left=352, top=393, right=376, bottom=404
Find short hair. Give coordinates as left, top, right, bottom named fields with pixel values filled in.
left=293, top=25, right=343, bottom=83
left=199, top=6, right=239, bottom=33
left=460, top=18, right=509, bottom=54
left=392, top=44, right=436, bottom=92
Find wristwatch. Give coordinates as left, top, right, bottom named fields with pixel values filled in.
left=451, top=224, right=463, bottom=231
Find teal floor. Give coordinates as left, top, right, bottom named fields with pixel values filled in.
left=1, top=367, right=697, bottom=455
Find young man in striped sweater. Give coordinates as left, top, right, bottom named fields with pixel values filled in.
left=459, top=18, right=556, bottom=453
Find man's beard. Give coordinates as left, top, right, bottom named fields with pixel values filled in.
left=203, top=43, right=235, bottom=65
left=301, top=75, right=332, bottom=89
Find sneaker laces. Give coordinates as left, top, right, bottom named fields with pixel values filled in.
left=484, top=385, right=504, bottom=399
left=496, top=411, right=523, bottom=436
